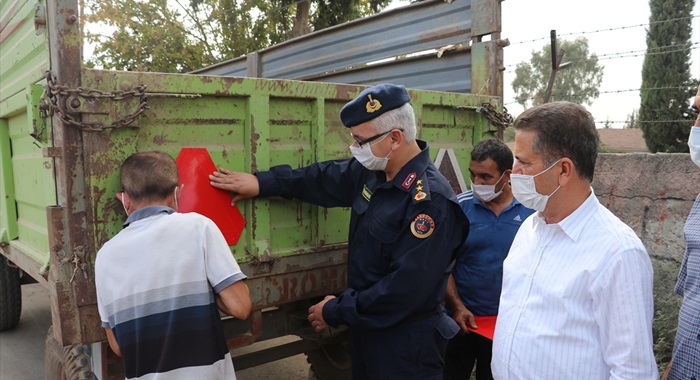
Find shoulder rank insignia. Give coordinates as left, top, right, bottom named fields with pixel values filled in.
left=410, top=213, right=435, bottom=239
left=366, top=94, right=382, bottom=113
left=413, top=179, right=429, bottom=202
left=402, top=172, right=417, bottom=189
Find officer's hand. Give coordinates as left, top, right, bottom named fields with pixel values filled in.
left=694, top=83, right=700, bottom=110
left=308, top=295, right=335, bottom=333
left=209, top=168, right=260, bottom=204
left=452, top=305, right=477, bottom=333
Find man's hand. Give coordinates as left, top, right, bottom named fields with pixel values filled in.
left=209, top=168, right=260, bottom=204
left=694, top=83, right=700, bottom=111
left=308, top=295, right=336, bottom=332
left=452, top=305, right=477, bottom=333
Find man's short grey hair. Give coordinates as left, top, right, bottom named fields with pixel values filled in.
left=368, top=103, right=417, bottom=143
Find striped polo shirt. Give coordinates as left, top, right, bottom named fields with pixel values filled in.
left=95, top=207, right=246, bottom=379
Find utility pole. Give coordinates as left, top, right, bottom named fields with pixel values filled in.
left=543, top=30, right=566, bottom=103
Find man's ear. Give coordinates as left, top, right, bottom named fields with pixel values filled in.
left=558, top=158, right=575, bottom=185
left=390, top=128, right=404, bottom=144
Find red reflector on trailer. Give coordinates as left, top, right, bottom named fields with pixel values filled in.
left=176, top=148, right=246, bottom=245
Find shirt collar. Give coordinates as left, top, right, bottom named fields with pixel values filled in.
left=386, top=139, right=431, bottom=192
left=123, top=206, right=175, bottom=227
left=532, top=188, right=598, bottom=241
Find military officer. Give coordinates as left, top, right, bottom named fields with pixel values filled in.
left=210, top=83, right=469, bottom=380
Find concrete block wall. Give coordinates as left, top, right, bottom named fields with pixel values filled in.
left=592, top=153, right=700, bottom=370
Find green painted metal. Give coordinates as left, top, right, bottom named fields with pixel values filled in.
left=0, top=86, right=56, bottom=265
left=80, top=70, right=496, bottom=265
left=0, top=118, right=18, bottom=243
left=0, top=0, right=50, bottom=103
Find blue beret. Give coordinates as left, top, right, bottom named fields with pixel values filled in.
left=340, top=83, right=411, bottom=128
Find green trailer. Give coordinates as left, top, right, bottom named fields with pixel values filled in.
left=0, top=0, right=507, bottom=378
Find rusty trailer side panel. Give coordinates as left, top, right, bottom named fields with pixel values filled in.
left=80, top=69, right=497, bottom=321
left=0, top=0, right=504, bottom=351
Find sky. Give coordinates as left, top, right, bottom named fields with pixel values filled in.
left=385, top=0, right=700, bottom=127
left=501, top=0, right=700, bottom=126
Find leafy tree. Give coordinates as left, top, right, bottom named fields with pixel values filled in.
left=83, top=0, right=397, bottom=73
left=624, top=109, right=639, bottom=129
left=638, top=0, right=696, bottom=153
left=512, top=37, right=604, bottom=109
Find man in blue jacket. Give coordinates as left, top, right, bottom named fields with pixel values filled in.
left=210, top=83, right=469, bottom=380
left=444, top=138, right=534, bottom=380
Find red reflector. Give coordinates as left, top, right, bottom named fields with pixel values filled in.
left=175, top=148, right=246, bottom=245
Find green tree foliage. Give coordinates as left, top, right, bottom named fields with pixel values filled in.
left=624, top=109, right=639, bottom=129
left=83, top=0, right=396, bottom=73
left=511, top=37, right=604, bottom=109
left=638, top=0, right=696, bottom=153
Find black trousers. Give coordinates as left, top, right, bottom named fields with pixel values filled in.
left=350, top=314, right=451, bottom=380
left=443, top=332, right=493, bottom=380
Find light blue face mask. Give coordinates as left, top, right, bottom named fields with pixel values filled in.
left=689, top=126, right=700, bottom=168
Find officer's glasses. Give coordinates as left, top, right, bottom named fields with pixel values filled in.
left=350, top=128, right=404, bottom=148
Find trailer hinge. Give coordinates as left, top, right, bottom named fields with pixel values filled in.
left=43, top=71, right=149, bottom=132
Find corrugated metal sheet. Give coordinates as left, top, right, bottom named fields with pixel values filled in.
left=192, top=0, right=491, bottom=94
left=0, top=0, right=50, bottom=106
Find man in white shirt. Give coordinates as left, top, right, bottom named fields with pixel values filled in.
left=492, top=101, right=658, bottom=379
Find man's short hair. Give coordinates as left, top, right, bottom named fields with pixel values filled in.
left=120, top=151, right=178, bottom=202
left=513, top=101, right=599, bottom=181
left=471, top=138, right=513, bottom=174
left=369, top=103, right=417, bottom=143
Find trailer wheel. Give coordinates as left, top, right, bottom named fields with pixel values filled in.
left=0, top=257, right=21, bottom=331
left=44, top=327, right=97, bottom=380
left=306, top=340, right=352, bottom=380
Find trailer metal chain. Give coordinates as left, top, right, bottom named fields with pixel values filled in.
left=43, top=71, right=149, bottom=132
left=476, top=102, right=514, bottom=133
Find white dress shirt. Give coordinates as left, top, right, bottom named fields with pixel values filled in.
left=492, top=190, right=658, bottom=380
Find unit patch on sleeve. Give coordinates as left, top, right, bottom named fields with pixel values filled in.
left=410, top=213, right=435, bottom=239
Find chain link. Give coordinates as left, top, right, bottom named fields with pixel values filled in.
left=476, top=102, right=514, bottom=134
left=43, top=71, right=149, bottom=132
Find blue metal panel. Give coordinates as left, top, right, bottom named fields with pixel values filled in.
left=302, top=48, right=473, bottom=93
left=192, top=0, right=476, bottom=91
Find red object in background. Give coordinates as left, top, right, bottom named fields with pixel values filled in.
left=467, top=315, right=497, bottom=340
left=175, top=148, right=246, bottom=245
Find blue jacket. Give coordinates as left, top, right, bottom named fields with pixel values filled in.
left=452, top=191, right=534, bottom=315
left=256, top=140, right=469, bottom=330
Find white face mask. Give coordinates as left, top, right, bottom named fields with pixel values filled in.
left=470, top=171, right=507, bottom=203
left=689, top=126, right=700, bottom=168
left=510, top=159, right=561, bottom=212
left=349, top=133, right=392, bottom=171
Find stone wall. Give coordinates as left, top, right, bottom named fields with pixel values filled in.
left=592, top=153, right=700, bottom=370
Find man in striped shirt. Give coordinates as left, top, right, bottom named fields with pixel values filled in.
left=492, top=102, right=658, bottom=379
left=96, top=151, right=252, bottom=379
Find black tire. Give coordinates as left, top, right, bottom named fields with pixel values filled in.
left=0, top=257, right=21, bottom=331
left=306, top=340, right=352, bottom=380
left=44, top=326, right=97, bottom=380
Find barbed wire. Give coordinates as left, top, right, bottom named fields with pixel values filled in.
left=503, top=42, right=700, bottom=72
left=509, top=14, right=700, bottom=46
